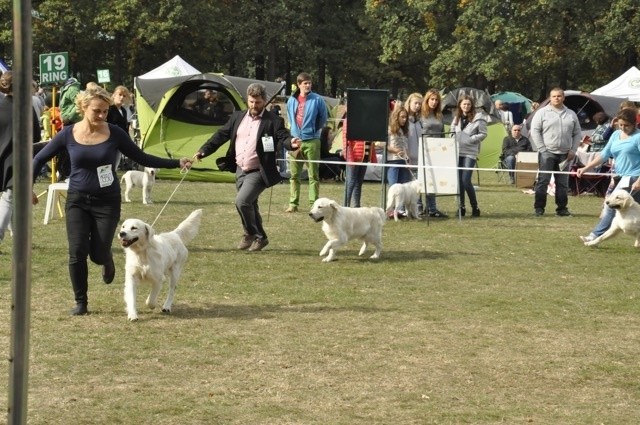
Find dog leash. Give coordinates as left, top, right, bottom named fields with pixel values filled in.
left=150, top=166, right=191, bottom=227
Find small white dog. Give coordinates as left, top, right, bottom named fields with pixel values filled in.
left=121, top=167, right=157, bottom=204
left=585, top=190, right=640, bottom=248
left=309, top=197, right=385, bottom=262
left=118, top=209, right=202, bottom=321
left=386, top=179, right=422, bottom=221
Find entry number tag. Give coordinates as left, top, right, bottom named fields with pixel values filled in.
left=262, top=136, right=275, bottom=152
left=618, top=176, right=631, bottom=189
left=97, top=164, right=114, bottom=188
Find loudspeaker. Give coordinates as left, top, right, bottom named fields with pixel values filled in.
left=346, top=89, right=389, bottom=141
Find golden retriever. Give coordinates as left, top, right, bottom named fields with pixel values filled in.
left=118, top=209, right=202, bottom=321
left=309, top=198, right=385, bottom=262
left=584, top=190, right=640, bottom=248
left=385, top=179, right=422, bottom=221
left=121, top=167, right=158, bottom=204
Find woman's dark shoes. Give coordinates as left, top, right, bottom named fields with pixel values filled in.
left=70, top=303, right=88, bottom=316
left=472, top=207, right=481, bottom=217
left=458, top=207, right=466, bottom=217
left=102, top=256, right=115, bottom=284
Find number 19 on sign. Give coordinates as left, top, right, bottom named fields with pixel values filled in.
left=39, top=52, right=69, bottom=84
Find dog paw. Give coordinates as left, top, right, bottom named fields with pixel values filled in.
left=127, top=315, right=139, bottom=321
left=161, top=308, right=171, bottom=314
left=370, top=254, right=380, bottom=259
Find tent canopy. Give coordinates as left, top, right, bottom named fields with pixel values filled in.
left=491, top=91, right=533, bottom=124
left=441, top=87, right=501, bottom=123
left=591, top=66, right=640, bottom=102
left=134, top=71, right=249, bottom=182
left=138, top=55, right=200, bottom=79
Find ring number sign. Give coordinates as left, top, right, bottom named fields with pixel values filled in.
left=39, top=52, right=69, bottom=84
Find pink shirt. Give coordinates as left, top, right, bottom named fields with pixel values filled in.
left=235, top=111, right=262, bottom=171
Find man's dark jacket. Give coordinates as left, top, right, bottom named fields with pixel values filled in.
left=198, top=109, right=294, bottom=187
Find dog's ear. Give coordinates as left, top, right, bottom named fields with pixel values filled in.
left=329, top=200, right=339, bottom=210
left=145, top=224, right=155, bottom=238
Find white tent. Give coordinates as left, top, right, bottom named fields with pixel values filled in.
left=591, top=66, right=640, bottom=101
left=137, top=55, right=200, bottom=79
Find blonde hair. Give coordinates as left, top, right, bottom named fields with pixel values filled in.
left=112, top=85, right=132, bottom=105
left=404, top=92, right=423, bottom=118
left=75, top=87, right=113, bottom=117
left=389, top=106, right=408, bottom=135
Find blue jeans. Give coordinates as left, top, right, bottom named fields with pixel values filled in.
left=504, top=155, right=516, bottom=182
left=386, top=159, right=412, bottom=186
left=458, top=156, right=478, bottom=209
left=345, top=164, right=367, bottom=207
left=591, top=177, right=640, bottom=236
left=0, top=189, right=12, bottom=242
left=534, top=151, right=569, bottom=212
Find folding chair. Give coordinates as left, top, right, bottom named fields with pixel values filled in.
left=494, top=156, right=508, bottom=183
left=570, top=164, right=611, bottom=197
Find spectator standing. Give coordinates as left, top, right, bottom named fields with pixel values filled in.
left=501, top=124, right=533, bottom=184
left=0, top=72, right=41, bottom=246
left=529, top=87, right=581, bottom=217
left=195, top=83, right=299, bottom=251
left=495, top=100, right=514, bottom=132
left=419, top=88, right=448, bottom=218
left=342, top=113, right=376, bottom=207
left=32, top=87, right=192, bottom=316
left=106, top=85, right=131, bottom=133
left=285, top=72, right=328, bottom=212
left=452, top=95, right=487, bottom=217
left=386, top=105, right=411, bottom=186
left=59, top=77, right=82, bottom=125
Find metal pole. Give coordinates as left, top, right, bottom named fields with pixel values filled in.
left=8, top=0, right=34, bottom=424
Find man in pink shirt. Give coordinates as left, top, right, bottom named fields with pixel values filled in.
left=195, top=83, right=300, bottom=251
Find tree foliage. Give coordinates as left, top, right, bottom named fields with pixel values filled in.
left=0, top=0, right=637, bottom=101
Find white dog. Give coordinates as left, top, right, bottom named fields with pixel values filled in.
left=585, top=190, right=640, bottom=248
left=121, top=167, right=157, bottom=204
left=386, top=179, right=422, bottom=221
left=118, top=209, right=202, bottom=321
left=309, top=197, right=385, bottom=262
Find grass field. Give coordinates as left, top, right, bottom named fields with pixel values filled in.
left=1, top=171, right=639, bottom=424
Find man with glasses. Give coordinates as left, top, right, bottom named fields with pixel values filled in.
left=501, top=124, right=533, bottom=184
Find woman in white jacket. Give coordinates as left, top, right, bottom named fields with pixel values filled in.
left=452, top=96, right=488, bottom=217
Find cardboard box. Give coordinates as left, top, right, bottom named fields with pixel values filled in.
left=516, top=152, right=538, bottom=188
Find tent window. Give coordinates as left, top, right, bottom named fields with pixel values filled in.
left=164, top=82, right=240, bottom=125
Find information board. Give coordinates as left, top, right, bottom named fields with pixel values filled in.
left=417, top=136, right=459, bottom=195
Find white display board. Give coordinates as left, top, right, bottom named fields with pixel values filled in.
left=417, top=136, right=459, bottom=195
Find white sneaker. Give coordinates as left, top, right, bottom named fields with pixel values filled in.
left=579, top=235, right=594, bottom=243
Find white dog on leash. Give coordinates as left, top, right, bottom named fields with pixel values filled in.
left=584, top=190, right=640, bottom=248
left=121, top=167, right=157, bottom=204
left=386, top=179, right=422, bottom=221
left=118, top=209, right=202, bottom=321
left=309, top=197, right=385, bottom=262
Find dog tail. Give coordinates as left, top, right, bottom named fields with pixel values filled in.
left=376, top=207, right=387, bottom=224
left=175, top=209, right=203, bottom=244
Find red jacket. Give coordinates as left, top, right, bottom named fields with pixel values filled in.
left=342, top=120, right=377, bottom=163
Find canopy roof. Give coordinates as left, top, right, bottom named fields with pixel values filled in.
left=138, top=55, right=200, bottom=79
left=591, top=66, right=640, bottom=102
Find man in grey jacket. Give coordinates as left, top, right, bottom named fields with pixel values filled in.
left=530, top=88, right=581, bottom=216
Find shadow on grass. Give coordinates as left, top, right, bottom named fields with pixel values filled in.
left=169, top=301, right=392, bottom=320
